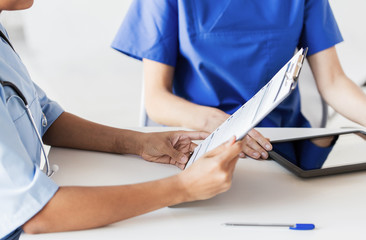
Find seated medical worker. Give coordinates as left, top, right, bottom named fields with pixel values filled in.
left=0, top=2, right=245, bottom=240
left=112, top=0, right=366, bottom=160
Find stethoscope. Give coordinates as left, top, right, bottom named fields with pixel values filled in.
left=0, top=30, right=57, bottom=177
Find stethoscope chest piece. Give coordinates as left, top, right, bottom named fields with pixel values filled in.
left=42, top=113, right=47, bottom=127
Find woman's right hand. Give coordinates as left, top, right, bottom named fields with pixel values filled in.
left=178, top=136, right=243, bottom=202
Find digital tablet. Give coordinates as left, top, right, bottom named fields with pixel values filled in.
left=269, top=130, right=366, bottom=178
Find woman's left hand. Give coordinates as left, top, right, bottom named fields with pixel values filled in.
left=139, top=131, right=209, bottom=169
left=240, top=129, right=272, bottom=160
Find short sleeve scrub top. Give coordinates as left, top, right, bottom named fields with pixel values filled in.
left=112, top=0, right=343, bottom=128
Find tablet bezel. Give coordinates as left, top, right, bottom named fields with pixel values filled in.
left=269, top=130, right=366, bottom=178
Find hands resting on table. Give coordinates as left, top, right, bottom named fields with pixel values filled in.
left=23, top=112, right=269, bottom=234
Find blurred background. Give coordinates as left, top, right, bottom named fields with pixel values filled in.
left=1, top=0, right=365, bottom=129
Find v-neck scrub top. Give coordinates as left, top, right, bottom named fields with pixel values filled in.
left=112, top=0, right=343, bottom=128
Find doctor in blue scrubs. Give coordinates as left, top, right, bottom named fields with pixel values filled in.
left=112, top=0, right=366, bottom=160
left=0, top=1, right=246, bottom=239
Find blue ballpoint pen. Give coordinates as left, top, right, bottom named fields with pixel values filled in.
left=223, top=223, right=315, bottom=230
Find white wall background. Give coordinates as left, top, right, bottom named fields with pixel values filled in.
left=2, top=0, right=141, bottom=128
left=1, top=0, right=366, bottom=128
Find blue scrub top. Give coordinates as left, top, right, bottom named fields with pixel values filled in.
left=112, top=0, right=343, bottom=128
left=0, top=24, right=63, bottom=239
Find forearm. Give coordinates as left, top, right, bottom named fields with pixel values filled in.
left=23, top=175, right=187, bottom=234
left=146, top=88, right=227, bottom=132
left=43, top=112, right=144, bottom=155
left=143, top=58, right=228, bottom=132
left=308, top=47, right=366, bottom=127
left=320, top=75, right=366, bottom=126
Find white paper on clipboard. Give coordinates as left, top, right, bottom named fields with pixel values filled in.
left=186, top=48, right=307, bottom=169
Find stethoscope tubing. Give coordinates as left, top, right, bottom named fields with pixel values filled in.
left=25, top=106, right=54, bottom=177
left=1, top=30, right=54, bottom=177
left=1, top=80, right=54, bottom=177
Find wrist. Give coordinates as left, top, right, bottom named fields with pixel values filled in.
left=175, top=172, right=193, bottom=203
left=196, top=107, right=229, bottom=133
left=114, top=130, right=145, bottom=155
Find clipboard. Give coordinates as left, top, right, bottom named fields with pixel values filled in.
left=185, top=48, right=308, bottom=168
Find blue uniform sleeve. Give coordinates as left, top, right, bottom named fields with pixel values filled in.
left=0, top=100, right=59, bottom=238
left=111, top=0, right=179, bottom=67
left=32, top=83, right=64, bottom=136
left=298, top=0, right=343, bottom=55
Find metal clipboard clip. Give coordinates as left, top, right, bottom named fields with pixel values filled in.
left=273, top=48, right=308, bottom=102
left=289, top=47, right=308, bottom=90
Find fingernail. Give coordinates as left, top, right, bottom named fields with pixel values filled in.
left=261, top=152, right=268, bottom=158
left=180, top=156, right=188, bottom=163
left=265, top=144, right=272, bottom=150
left=253, top=152, right=260, bottom=158
left=239, top=152, right=245, bottom=158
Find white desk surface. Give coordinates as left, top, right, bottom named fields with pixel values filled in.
left=21, top=127, right=366, bottom=240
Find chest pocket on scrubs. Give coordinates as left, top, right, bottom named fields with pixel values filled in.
left=4, top=86, right=43, bottom=162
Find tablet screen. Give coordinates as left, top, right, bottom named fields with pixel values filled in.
left=269, top=132, right=366, bottom=177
